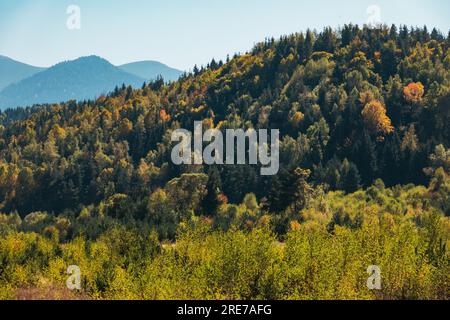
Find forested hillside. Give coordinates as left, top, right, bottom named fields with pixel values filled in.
left=0, top=25, right=449, bottom=300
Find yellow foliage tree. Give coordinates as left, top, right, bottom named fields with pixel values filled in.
left=362, top=100, right=394, bottom=135
left=290, top=111, right=305, bottom=128
left=118, top=118, right=133, bottom=136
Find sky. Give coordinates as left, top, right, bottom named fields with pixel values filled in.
left=0, top=0, right=449, bottom=71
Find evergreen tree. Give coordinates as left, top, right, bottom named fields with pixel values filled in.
left=202, top=167, right=222, bottom=215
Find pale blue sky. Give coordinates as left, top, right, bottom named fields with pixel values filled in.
left=0, top=0, right=449, bottom=70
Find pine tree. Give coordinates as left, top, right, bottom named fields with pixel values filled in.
left=303, top=30, right=314, bottom=61
left=202, top=167, right=222, bottom=215
left=341, top=159, right=361, bottom=193
left=389, top=24, right=398, bottom=41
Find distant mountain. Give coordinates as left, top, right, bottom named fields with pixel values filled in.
left=0, top=55, right=45, bottom=91
left=119, top=61, right=183, bottom=82
left=0, top=56, right=145, bottom=109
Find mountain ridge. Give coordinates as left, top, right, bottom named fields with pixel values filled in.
left=0, top=55, right=145, bottom=109
left=119, top=60, right=183, bottom=82
left=0, top=55, right=45, bottom=92
left=0, top=55, right=183, bottom=109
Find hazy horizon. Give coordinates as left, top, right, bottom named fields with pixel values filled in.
left=0, top=54, right=183, bottom=71
left=1, top=0, right=449, bottom=71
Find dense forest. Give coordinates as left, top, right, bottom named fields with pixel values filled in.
left=0, top=24, right=449, bottom=300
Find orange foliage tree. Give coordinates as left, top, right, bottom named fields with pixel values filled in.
left=159, top=109, right=171, bottom=122
left=362, top=100, right=394, bottom=135
left=404, top=82, right=425, bottom=103
left=290, top=111, right=305, bottom=128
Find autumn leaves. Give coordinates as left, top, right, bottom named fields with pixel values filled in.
left=403, top=82, right=425, bottom=103
left=360, top=82, right=424, bottom=139
left=362, top=100, right=394, bottom=136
